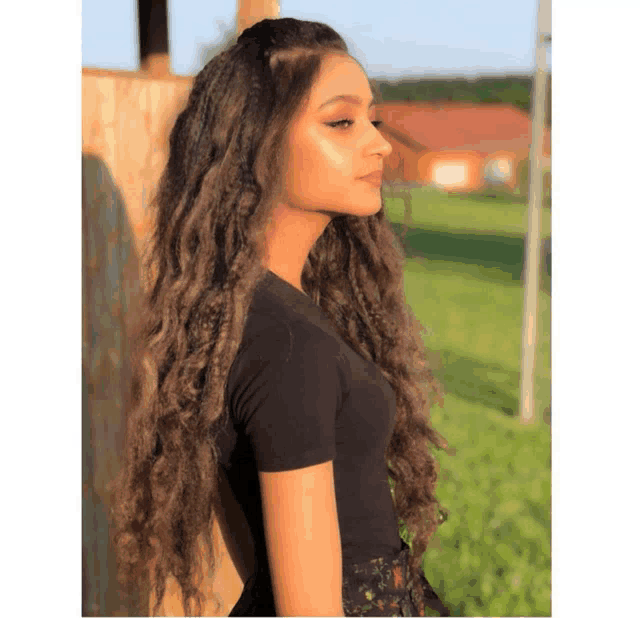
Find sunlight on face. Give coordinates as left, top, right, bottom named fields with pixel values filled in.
left=281, top=53, right=393, bottom=218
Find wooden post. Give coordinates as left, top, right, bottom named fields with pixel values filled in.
left=138, top=0, right=170, bottom=77
left=519, top=0, right=551, bottom=425
left=236, top=0, right=280, bottom=37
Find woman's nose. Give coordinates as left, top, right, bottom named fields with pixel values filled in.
left=372, top=131, right=393, bottom=159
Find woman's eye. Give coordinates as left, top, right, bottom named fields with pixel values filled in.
left=328, top=119, right=354, bottom=129
left=327, top=119, right=384, bottom=129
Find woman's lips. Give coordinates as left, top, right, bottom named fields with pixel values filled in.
left=359, top=171, right=383, bottom=186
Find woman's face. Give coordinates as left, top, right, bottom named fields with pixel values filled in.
left=280, top=53, right=393, bottom=218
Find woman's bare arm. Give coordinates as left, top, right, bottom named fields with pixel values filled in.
left=259, top=460, right=345, bottom=616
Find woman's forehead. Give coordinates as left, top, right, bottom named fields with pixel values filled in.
left=309, top=54, right=373, bottom=108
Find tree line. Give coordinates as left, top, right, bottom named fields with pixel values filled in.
left=373, top=74, right=552, bottom=127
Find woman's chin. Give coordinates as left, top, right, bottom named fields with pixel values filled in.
left=321, top=193, right=383, bottom=218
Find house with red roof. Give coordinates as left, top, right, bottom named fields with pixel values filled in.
left=377, top=101, right=551, bottom=192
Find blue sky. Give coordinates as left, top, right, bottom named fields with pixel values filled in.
left=82, top=0, right=551, bottom=78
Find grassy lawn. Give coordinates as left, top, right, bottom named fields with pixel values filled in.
left=420, top=397, right=551, bottom=617
left=383, top=186, right=551, bottom=239
left=386, top=189, right=551, bottom=617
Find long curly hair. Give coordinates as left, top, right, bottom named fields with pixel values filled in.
left=108, top=17, right=449, bottom=617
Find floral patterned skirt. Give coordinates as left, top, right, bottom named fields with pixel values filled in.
left=342, top=540, right=451, bottom=617
left=229, top=540, right=450, bottom=617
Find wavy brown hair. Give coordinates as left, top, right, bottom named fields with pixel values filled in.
left=108, top=17, right=449, bottom=617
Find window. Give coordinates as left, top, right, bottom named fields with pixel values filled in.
left=485, top=157, right=513, bottom=184
left=432, top=161, right=469, bottom=189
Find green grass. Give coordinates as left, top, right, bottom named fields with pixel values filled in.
left=383, top=186, right=551, bottom=239
left=404, top=258, right=551, bottom=419
left=386, top=189, right=551, bottom=617
left=419, top=397, right=551, bottom=617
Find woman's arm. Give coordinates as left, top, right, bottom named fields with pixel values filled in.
left=259, top=460, right=345, bottom=616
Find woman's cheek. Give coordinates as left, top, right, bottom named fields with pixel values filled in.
left=313, top=133, right=351, bottom=176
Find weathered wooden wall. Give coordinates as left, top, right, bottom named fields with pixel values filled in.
left=82, top=68, right=193, bottom=256
left=82, top=67, right=192, bottom=616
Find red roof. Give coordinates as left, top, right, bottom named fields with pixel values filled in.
left=378, top=101, right=551, bottom=157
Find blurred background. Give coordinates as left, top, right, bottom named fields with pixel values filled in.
left=82, top=1, right=551, bottom=616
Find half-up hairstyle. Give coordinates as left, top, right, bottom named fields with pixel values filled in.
left=108, top=17, right=449, bottom=617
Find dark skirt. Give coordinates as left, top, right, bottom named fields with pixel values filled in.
left=229, top=540, right=450, bottom=617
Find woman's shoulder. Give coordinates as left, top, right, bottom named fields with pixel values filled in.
left=243, top=307, right=344, bottom=374
left=242, top=285, right=336, bottom=347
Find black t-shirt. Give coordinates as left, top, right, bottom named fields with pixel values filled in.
left=218, top=269, right=403, bottom=611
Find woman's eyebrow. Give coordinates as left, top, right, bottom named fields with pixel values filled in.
left=318, top=94, right=376, bottom=110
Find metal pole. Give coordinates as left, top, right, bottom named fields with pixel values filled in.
left=519, top=0, right=550, bottom=424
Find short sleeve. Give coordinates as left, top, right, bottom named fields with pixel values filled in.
left=228, top=318, right=341, bottom=472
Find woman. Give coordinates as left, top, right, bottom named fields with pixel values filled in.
left=110, top=17, right=451, bottom=617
